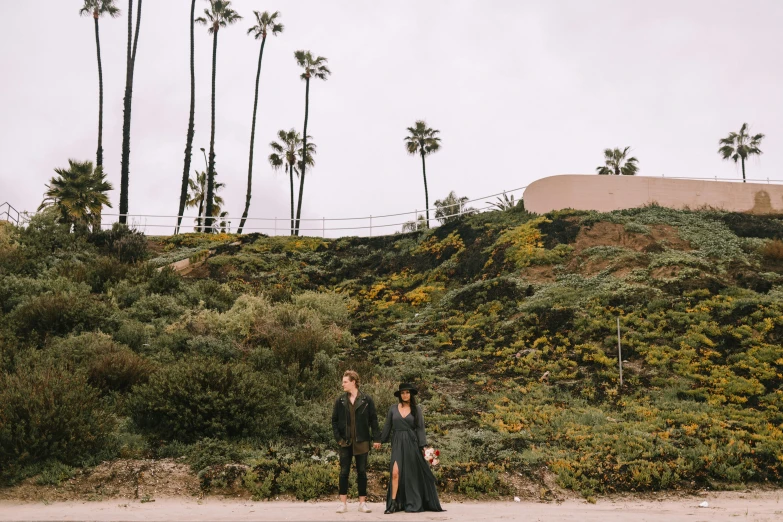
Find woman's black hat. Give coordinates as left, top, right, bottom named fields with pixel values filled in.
left=394, top=383, right=418, bottom=397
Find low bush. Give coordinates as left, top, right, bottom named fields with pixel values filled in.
left=8, top=292, right=110, bottom=346
left=128, top=358, right=286, bottom=443
left=277, top=461, right=339, bottom=500
left=0, top=362, right=115, bottom=476
left=187, top=438, right=243, bottom=473
left=90, top=223, right=148, bottom=263
left=457, top=469, right=505, bottom=498
left=147, top=266, right=181, bottom=295
left=242, top=468, right=275, bottom=500
left=760, top=239, right=783, bottom=262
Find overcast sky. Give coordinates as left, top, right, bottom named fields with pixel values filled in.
left=1, top=0, right=781, bottom=236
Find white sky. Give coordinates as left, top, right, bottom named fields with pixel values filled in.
left=1, top=1, right=782, bottom=236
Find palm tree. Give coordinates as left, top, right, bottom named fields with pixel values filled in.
left=196, top=0, right=242, bottom=231
left=119, top=0, right=143, bottom=224
left=434, top=190, right=476, bottom=225
left=268, top=129, right=315, bottom=235
left=405, top=121, right=441, bottom=228
left=491, top=192, right=523, bottom=211
left=401, top=215, right=427, bottom=233
left=186, top=170, right=226, bottom=232
left=39, top=159, right=113, bottom=233
left=293, top=50, right=330, bottom=236
left=237, top=11, right=283, bottom=235
left=79, top=1, right=120, bottom=169
left=175, top=0, right=198, bottom=235
left=596, top=147, right=639, bottom=176
left=718, top=123, right=765, bottom=183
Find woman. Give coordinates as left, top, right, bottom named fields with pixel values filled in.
left=379, top=383, right=443, bottom=514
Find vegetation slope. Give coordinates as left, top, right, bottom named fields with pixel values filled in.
left=1, top=204, right=782, bottom=499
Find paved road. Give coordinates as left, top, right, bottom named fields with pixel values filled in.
left=0, top=492, right=781, bottom=522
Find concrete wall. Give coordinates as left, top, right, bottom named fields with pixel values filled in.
left=523, top=175, right=783, bottom=215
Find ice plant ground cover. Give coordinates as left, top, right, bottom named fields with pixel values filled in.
left=0, top=204, right=782, bottom=499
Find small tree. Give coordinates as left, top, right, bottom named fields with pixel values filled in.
left=596, top=147, right=639, bottom=176
left=434, top=191, right=476, bottom=225
left=401, top=215, right=427, bottom=233
left=718, top=123, right=765, bottom=183
left=186, top=170, right=225, bottom=232
left=39, top=159, right=113, bottom=233
left=491, top=192, right=523, bottom=211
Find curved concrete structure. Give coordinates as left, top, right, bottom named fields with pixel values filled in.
left=523, top=175, right=783, bottom=215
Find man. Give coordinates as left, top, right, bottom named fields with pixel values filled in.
left=331, top=370, right=381, bottom=513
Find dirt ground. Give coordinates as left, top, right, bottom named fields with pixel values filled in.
left=0, top=490, right=781, bottom=522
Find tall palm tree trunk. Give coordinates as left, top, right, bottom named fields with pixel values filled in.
left=119, top=0, right=142, bottom=224
left=205, top=28, right=219, bottom=230
left=238, top=35, right=267, bottom=234
left=197, top=198, right=204, bottom=232
left=741, top=157, right=746, bottom=183
left=93, top=14, right=105, bottom=168
left=175, top=0, right=197, bottom=235
left=295, top=79, right=310, bottom=236
left=289, top=164, right=295, bottom=235
left=421, top=151, right=430, bottom=227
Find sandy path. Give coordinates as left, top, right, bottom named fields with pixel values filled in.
left=0, top=491, right=781, bottom=522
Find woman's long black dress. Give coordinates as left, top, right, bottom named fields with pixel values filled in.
left=380, top=405, right=443, bottom=513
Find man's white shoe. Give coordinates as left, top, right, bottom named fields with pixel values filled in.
left=358, top=502, right=372, bottom=513
left=336, top=503, right=348, bottom=513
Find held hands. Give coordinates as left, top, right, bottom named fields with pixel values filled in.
left=373, top=442, right=382, bottom=450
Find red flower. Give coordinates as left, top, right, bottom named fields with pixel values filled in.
left=435, top=450, right=440, bottom=457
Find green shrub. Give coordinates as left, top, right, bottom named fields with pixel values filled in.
left=111, top=319, right=153, bottom=351
left=457, top=469, right=504, bottom=498
left=292, top=291, right=355, bottom=327
left=33, top=460, right=76, bottom=486
left=147, top=266, right=181, bottom=295
left=127, top=294, right=185, bottom=322
left=90, top=223, right=148, bottom=263
left=87, top=349, right=154, bottom=394
left=243, top=468, right=275, bottom=500
left=0, top=275, right=89, bottom=313
left=0, top=362, right=115, bottom=475
left=8, top=292, right=110, bottom=346
left=18, top=208, right=82, bottom=257
left=44, top=332, right=153, bottom=394
left=277, top=461, right=339, bottom=500
left=186, top=335, right=239, bottom=362
left=182, top=279, right=237, bottom=312
left=187, top=438, right=243, bottom=473
left=84, top=256, right=129, bottom=293
left=128, top=358, right=286, bottom=442
left=155, top=440, right=190, bottom=459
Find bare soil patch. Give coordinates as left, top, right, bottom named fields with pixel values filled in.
left=573, top=223, right=691, bottom=254
left=0, top=459, right=198, bottom=503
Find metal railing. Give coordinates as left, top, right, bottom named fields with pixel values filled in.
left=97, top=185, right=529, bottom=237
left=0, top=202, right=21, bottom=226
left=9, top=174, right=783, bottom=237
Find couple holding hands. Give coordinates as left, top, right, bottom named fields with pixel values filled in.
left=331, top=370, right=443, bottom=514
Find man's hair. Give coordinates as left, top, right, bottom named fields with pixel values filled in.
left=343, top=370, right=360, bottom=386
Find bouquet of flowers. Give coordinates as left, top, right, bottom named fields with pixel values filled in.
left=423, top=447, right=440, bottom=467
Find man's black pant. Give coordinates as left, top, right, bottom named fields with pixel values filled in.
left=338, top=446, right=368, bottom=496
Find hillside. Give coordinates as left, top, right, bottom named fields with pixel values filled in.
left=1, top=205, right=782, bottom=500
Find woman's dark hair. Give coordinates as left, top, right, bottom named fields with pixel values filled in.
left=398, top=394, right=419, bottom=430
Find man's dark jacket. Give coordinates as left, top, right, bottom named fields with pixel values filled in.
left=331, top=392, right=381, bottom=445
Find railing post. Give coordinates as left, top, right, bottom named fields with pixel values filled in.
left=274, top=217, right=277, bottom=236
left=370, top=215, right=373, bottom=237
left=323, top=217, right=325, bottom=238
